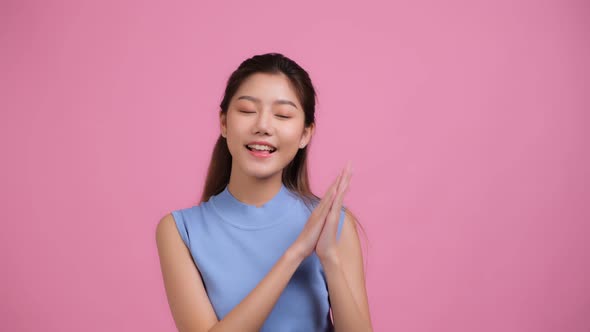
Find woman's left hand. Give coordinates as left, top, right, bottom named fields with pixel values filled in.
left=315, top=161, right=353, bottom=263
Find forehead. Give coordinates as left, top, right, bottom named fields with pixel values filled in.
left=232, top=73, right=301, bottom=108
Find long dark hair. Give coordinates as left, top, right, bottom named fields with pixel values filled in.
left=200, top=52, right=368, bottom=246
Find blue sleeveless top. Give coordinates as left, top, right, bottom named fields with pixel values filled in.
left=171, top=182, right=346, bottom=332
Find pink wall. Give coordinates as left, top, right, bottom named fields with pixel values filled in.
left=1, top=0, right=588, bottom=331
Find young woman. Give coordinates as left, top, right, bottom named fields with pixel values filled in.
left=156, top=53, right=372, bottom=332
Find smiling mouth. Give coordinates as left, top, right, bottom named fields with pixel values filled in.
left=245, top=145, right=277, bottom=153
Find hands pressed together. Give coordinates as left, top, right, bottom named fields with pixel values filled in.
left=291, top=161, right=353, bottom=263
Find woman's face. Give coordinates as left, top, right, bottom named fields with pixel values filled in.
left=220, top=72, right=314, bottom=180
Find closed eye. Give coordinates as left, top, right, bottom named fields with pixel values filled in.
left=240, top=110, right=290, bottom=119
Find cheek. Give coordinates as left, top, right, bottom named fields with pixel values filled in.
left=277, top=134, right=304, bottom=157
left=225, top=119, right=247, bottom=141
left=282, top=127, right=305, bottom=145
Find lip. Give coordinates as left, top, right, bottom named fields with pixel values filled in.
left=244, top=141, right=277, bottom=159
left=246, top=147, right=274, bottom=159
left=245, top=141, right=277, bottom=149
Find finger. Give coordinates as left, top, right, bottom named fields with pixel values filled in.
left=337, top=163, right=352, bottom=197
left=328, top=164, right=353, bottom=216
left=324, top=172, right=342, bottom=202
left=329, top=164, right=349, bottom=202
left=316, top=173, right=342, bottom=217
left=325, top=187, right=347, bottom=229
left=329, top=166, right=349, bottom=207
left=324, top=183, right=345, bottom=231
left=311, top=176, right=338, bottom=219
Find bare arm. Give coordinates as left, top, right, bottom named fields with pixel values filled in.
left=156, top=213, right=305, bottom=332
left=156, top=214, right=217, bottom=331
left=320, top=212, right=373, bottom=332
left=208, top=247, right=303, bottom=331
left=156, top=176, right=340, bottom=331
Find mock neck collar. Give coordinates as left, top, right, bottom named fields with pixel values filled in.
left=210, top=182, right=298, bottom=230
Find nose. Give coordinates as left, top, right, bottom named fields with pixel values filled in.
left=253, top=109, right=274, bottom=135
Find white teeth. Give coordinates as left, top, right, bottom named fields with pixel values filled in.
left=247, top=144, right=276, bottom=152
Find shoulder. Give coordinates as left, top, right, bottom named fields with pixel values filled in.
left=155, top=212, right=219, bottom=331
left=341, top=207, right=358, bottom=237
left=155, top=213, right=184, bottom=260
left=336, top=208, right=362, bottom=249
left=157, top=212, right=173, bottom=230
left=155, top=213, right=178, bottom=243
left=156, top=205, right=202, bottom=248
left=166, top=204, right=207, bottom=224
left=342, top=208, right=359, bottom=230
left=156, top=208, right=199, bottom=251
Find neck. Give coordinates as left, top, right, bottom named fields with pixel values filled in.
left=227, top=168, right=284, bottom=208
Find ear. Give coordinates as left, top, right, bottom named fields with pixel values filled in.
left=299, top=123, right=315, bottom=149
left=220, top=112, right=227, bottom=138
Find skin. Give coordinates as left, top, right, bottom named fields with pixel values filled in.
left=156, top=72, right=373, bottom=331
left=220, top=72, right=314, bottom=207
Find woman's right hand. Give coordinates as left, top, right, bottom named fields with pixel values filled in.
left=289, top=171, right=343, bottom=260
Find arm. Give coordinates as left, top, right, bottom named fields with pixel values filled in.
left=208, top=246, right=302, bottom=331
left=320, top=211, right=373, bottom=332
left=156, top=213, right=304, bottom=332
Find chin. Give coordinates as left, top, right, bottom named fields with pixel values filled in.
left=240, top=162, right=284, bottom=180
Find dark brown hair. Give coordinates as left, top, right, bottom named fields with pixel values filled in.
left=200, top=52, right=367, bottom=245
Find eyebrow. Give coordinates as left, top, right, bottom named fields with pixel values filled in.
left=236, top=95, right=298, bottom=110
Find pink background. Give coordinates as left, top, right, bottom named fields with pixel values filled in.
left=1, top=0, right=588, bottom=331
